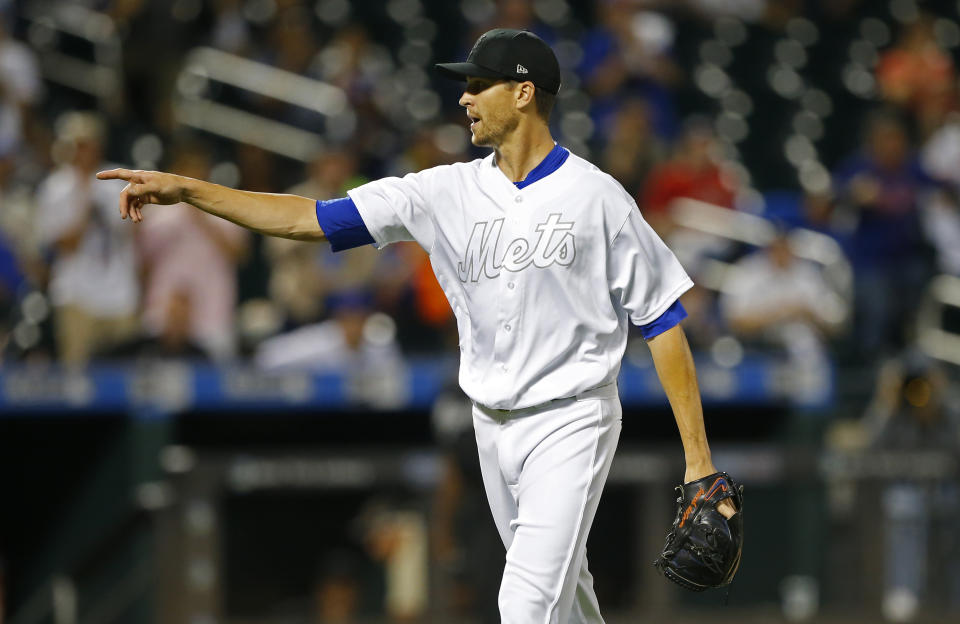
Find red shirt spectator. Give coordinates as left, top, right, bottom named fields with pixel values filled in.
left=639, top=121, right=737, bottom=236
left=876, top=14, right=956, bottom=136
left=641, top=159, right=736, bottom=213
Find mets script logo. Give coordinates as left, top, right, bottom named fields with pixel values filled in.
left=457, top=213, right=576, bottom=282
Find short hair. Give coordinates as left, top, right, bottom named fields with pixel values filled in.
left=508, top=81, right=556, bottom=122
left=534, top=87, right=556, bottom=122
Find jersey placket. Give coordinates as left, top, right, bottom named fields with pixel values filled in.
left=492, top=192, right=527, bottom=374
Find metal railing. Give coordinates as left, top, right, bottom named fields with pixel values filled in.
left=917, top=273, right=960, bottom=365
left=174, top=47, right=349, bottom=162
left=22, top=2, right=350, bottom=161
left=670, top=197, right=852, bottom=296
left=20, top=1, right=122, bottom=104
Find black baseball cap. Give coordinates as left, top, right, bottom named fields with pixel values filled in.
left=435, top=28, right=561, bottom=95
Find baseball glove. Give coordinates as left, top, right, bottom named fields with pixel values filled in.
left=654, top=471, right=744, bottom=592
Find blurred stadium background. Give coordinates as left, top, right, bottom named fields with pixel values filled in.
left=1, top=0, right=960, bottom=622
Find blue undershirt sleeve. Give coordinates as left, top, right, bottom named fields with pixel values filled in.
left=315, top=197, right=375, bottom=252
left=638, top=299, right=687, bottom=340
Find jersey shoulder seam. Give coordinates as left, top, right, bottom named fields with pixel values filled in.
left=605, top=176, right=638, bottom=250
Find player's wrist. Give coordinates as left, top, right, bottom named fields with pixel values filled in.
left=683, top=460, right=717, bottom=483
left=179, top=175, right=201, bottom=205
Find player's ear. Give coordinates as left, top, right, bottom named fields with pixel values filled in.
left=515, top=81, right=536, bottom=112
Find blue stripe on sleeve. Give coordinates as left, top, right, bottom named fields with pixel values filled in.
left=638, top=299, right=687, bottom=339
left=315, top=197, right=375, bottom=252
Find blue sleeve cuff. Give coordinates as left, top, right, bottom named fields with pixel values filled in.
left=315, top=197, right=375, bottom=252
left=638, top=299, right=687, bottom=339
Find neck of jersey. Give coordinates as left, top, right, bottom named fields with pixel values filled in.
left=513, top=143, right=569, bottom=189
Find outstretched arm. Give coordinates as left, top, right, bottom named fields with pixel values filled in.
left=647, top=323, right=735, bottom=517
left=96, top=168, right=325, bottom=241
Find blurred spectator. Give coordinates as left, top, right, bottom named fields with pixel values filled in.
left=35, top=112, right=139, bottom=366
left=861, top=353, right=960, bottom=621
left=832, top=110, right=937, bottom=360
left=254, top=291, right=408, bottom=408
left=639, top=118, right=737, bottom=237
left=236, top=143, right=282, bottom=193
left=720, top=230, right=847, bottom=340
left=257, top=5, right=328, bottom=132
left=599, top=97, right=665, bottom=195
left=356, top=498, right=428, bottom=623
left=0, top=146, right=34, bottom=361
left=287, top=149, right=364, bottom=200
left=316, top=24, right=393, bottom=109
left=314, top=23, right=394, bottom=152
left=0, top=146, right=41, bottom=285
left=364, top=243, right=434, bottom=352
left=137, top=139, right=248, bottom=360
left=862, top=353, right=960, bottom=451
left=269, top=5, right=319, bottom=75
left=0, top=18, right=42, bottom=157
left=405, top=248, right=456, bottom=350
left=920, top=110, right=960, bottom=276
left=209, top=0, right=252, bottom=55
left=579, top=2, right=681, bottom=141
left=800, top=190, right=840, bottom=236
left=430, top=388, right=502, bottom=624
left=267, top=149, right=375, bottom=328
left=312, top=550, right=364, bottom=624
left=109, top=0, right=210, bottom=131
left=388, top=128, right=464, bottom=177
left=876, top=14, right=956, bottom=139
left=99, top=288, right=209, bottom=362
left=720, top=229, right=846, bottom=399
left=638, top=119, right=738, bottom=277
left=233, top=143, right=282, bottom=303
left=473, top=0, right=555, bottom=43
left=0, top=230, right=23, bottom=358
left=676, top=284, right=723, bottom=351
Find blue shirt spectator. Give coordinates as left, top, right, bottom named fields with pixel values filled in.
left=831, top=110, right=939, bottom=359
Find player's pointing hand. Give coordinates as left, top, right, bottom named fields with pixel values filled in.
left=96, top=168, right=186, bottom=223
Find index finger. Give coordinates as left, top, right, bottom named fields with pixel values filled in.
left=717, top=498, right=737, bottom=519
left=96, top=168, right=138, bottom=181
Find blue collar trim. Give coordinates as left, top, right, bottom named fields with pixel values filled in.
left=514, top=144, right=569, bottom=189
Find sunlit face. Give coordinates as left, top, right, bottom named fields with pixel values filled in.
left=459, top=77, right=520, bottom=147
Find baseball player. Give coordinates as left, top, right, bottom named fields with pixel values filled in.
left=99, top=28, right=737, bottom=623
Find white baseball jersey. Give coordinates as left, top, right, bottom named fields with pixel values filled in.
left=347, top=149, right=693, bottom=410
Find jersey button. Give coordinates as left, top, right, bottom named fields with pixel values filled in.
left=514, top=196, right=523, bottom=203
left=505, top=324, right=512, bottom=332
left=507, top=282, right=515, bottom=290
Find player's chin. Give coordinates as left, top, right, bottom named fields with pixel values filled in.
left=470, top=131, right=493, bottom=147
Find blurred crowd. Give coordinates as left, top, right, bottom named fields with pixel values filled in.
left=0, top=0, right=955, bottom=387
left=1, top=0, right=960, bottom=382
left=2, top=2, right=960, bottom=622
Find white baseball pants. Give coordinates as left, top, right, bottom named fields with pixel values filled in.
left=472, top=383, right=622, bottom=624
